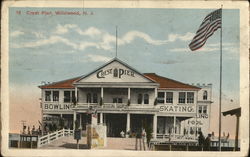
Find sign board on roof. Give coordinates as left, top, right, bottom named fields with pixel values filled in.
left=78, top=60, right=153, bottom=83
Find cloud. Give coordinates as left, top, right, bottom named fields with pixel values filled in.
left=120, top=31, right=168, bottom=45
left=32, top=32, right=46, bottom=39
left=167, top=32, right=195, bottom=42
left=79, top=42, right=99, bottom=50
left=169, top=43, right=238, bottom=53
left=54, top=24, right=77, bottom=34
left=12, top=35, right=78, bottom=49
left=86, top=54, right=111, bottom=62
left=12, top=24, right=199, bottom=52
left=76, top=27, right=102, bottom=38
left=10, top=30, right=24, bottom=37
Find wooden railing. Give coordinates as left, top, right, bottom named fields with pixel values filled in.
left=156, top=134, right=197, bottom=141
left=37, top=129, right=73, bottom=147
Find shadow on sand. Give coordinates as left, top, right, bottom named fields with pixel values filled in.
left=59, top=143, right=89, bottom=149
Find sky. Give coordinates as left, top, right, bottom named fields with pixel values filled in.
left=9, top=7, right=240, bottom=137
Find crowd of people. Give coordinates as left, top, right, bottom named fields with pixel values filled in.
left=198, top=131, right=211, bottom=150
left=22, top=125, right=42, bottom=135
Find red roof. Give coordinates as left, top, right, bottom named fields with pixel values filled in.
left=39, top=73, right=200, bottom=90
left=144, top=73, right=200, bottom=90
left=39, top=77, right=81, bottom=89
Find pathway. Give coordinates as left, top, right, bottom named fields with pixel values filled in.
left=39, top=136, right=148, bottom=150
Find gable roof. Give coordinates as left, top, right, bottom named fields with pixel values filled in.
left=74, top=57, right=156, bottom=83
left=39, top=73, right=200, bottom=90
left=39, top=76, right=82, bottom=89
left=144, top=73, right=200, bottom=90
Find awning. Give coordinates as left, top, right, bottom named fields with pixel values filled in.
left=222, top=107, right=241, bottom=117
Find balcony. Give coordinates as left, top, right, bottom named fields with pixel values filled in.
left=75, top=103, right=157, bottom=111
left=41, top=102, right=196, bottom=115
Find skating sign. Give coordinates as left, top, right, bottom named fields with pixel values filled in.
left=158, top=105, right=195, bottom=113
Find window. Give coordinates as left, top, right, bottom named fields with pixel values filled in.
left=86, top=93, right=98, bottom=103
left=178, top=92, right=186, bottom=103
left=144, top=94, right=149, bottom=104
left=157, top=92, right=165, bottom=104
left=64, top=91, right=71, bottom=102
left=113, top=68, right=118, bottom=77
left=198, top=106, right=208, bottom=114
left=187, top=92, right=194, bottom=103
left=93, top=93, right=98, bottom=103
left=198, top=106, right=202, bottom=113
left=64, top=91, right=76, bottom=103
left=166, top=92, right=173, bottom=103
left=138, top=94, right=142, bottom=104
left=72, top=91, right=76, bottom=103
left=87, top=93, right=92, bottom=103
left=118, top=98, right=122, bottom=103
left=45, top=91, right=51, bottom=101
left=203, top=91, right=208, bottom=100
left=203, top=106, right=207, bottom=114
left=52, top=91, right=59, bottom=102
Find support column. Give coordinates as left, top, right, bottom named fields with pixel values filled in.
left=173, top=116, right=176, bottom=138
left=79, top=113, right=82, bottom=129
left=101, top=87, right=103, bottom=98
left=73, top=111, right=76, bottom=130
left=101, top=87, right=104, bottom=106
left=75, top=87, right=78, bottom=103
left=128, top=88, right=130, bottom=100
left=154, top=88, right=157, bottom=99
left=126, top=113, right=130, bottom=136
left=153, top=114, right=157, bottom=139
left=154, top=88, right=158, bottom=105
left=100, top=112, right=103, bottom=124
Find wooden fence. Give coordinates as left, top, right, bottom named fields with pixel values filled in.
left=37, top=129, right=73, bottom=147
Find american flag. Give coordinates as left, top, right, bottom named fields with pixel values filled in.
left=189, top=9, right=222, bottom=51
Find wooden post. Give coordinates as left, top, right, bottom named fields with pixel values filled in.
left=37, top=137, right=40, bottom=148
left=135, top=137, right=138, bottom=150
left=77, top=139, right=79, bottom=149
left=234, top=114, right=240, bottom=151
left=30, top=136, right=32, bottom=148
left=48, top=134, right=50, bottom=144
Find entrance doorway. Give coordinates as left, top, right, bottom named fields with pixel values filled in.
left=130, top=114, right=153, bottom=134
left=105, top=113, right=126, bottom=137
left=78, top=113, right=91, bottom=130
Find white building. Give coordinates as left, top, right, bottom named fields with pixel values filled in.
left=39, top=58, right=212, bottom=141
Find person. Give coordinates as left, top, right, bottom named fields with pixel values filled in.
left=27, top=126, right=31, bottom=135
left=204, top=134, right=211, bottom=151
left=142, top=129, right=146, bottom=138
left=120, top=130, right=125, bottom=138
left=32, top=125, right=35, bottom=134
left=198, top=131, right=205, bottom=147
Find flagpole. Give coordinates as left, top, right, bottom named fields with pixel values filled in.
left=116, top=26, right=118, bottom=58
left=218, top=5, right=223, bottom=151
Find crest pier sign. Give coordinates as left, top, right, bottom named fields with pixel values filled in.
left=96, top=68, right=135, bottom=79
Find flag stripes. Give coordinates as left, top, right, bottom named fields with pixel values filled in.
left=189, top=9, right=222, bottom=51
